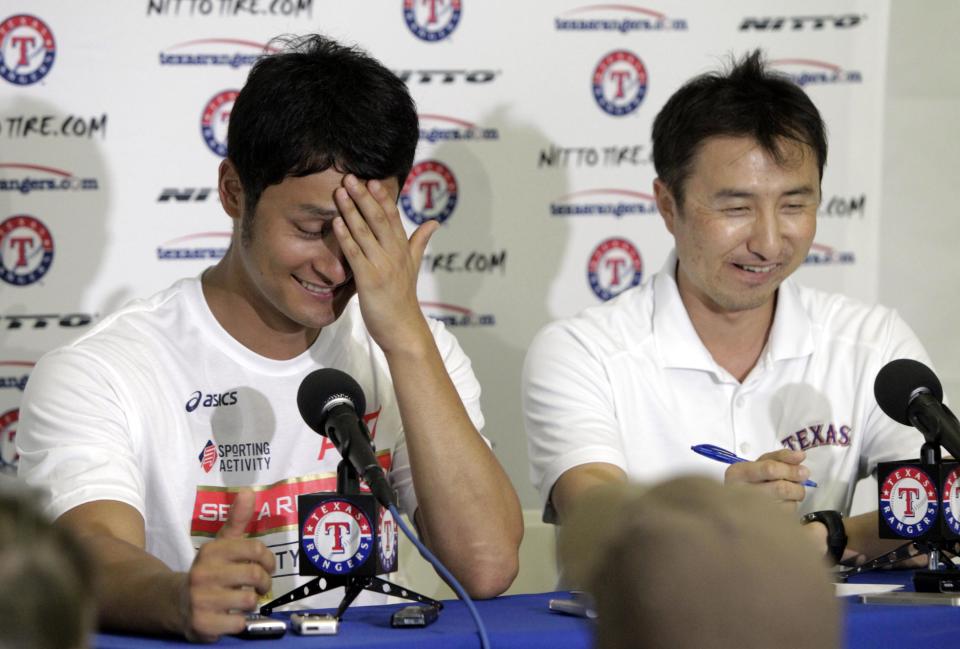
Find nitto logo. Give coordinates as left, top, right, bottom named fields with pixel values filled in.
left=739, top=15, right=864, bottom=31
left=159, top=38, right=276, bottom=68
left=185, top=390, right=239, bottom=412
left=769, top=59, right=862, bottom=87
left=157, top=187, right=216, bottom=203
left=592, top=50, right=648, bottom=116
left=403, top=0, right=462, bottom=42
left=538, top=144, right=650, bottom=168
left=587, top=237, right=643, bottom=301
left=550, top=188, right=658, bottom=219
left=2, top=313, right=95, bottom=329
left=200, top=90, right=238, bottom=156
left=400, top=160, right=458, bottom=225
left=0, top=215, right=54, bottom=286
left=0, top=163, right=99, bottom=194
left=0, top=14, right=56, bottom=86
left=157, top=232, right=231, bottom=261
left=419, top=114, right=498, bottom=143
left=555, top=5, right=688, bottom=33
left=393, top=69, right=499, bottom=84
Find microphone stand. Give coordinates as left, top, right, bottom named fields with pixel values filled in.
left=839, top=440, right=960, bottom=582
left=259, top=457, right=443, bottom=618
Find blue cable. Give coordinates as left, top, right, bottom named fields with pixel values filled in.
left=389, top=503, right=491, bottom=649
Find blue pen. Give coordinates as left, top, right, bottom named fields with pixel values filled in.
left=691, top=443, right=818, bottom=488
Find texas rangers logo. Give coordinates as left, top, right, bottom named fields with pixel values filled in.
left=200, top=90, right=238, bottom=157
left=0, top=14, right=56, bottom=85
left=0, top=215, right=54, bottom=286
left=587, top=237, right=643, bottom=301
left=198, top=440, right=218, bottom=473
left=378, top=507, right=398, bottom=572
left=400, top=160, right=458, bottom=225
left=301, top=499, right=374, bottom=574
left=0, top=408, right=18, bottom=471
left=403, top=0, right=462, bottom=42
left=942, top=467, right=960, bottom=535
left=879, top=466, right=938, bottom=538
left=592, top=50, right=647, bottom=116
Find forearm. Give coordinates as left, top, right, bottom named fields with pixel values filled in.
left=844, top=511, right=926, bottom=565
left=384, top=322, right=522, bottom=597
left=72, top=532, right=186, bottom=635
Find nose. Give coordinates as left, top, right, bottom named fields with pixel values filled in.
left=746, top=208, right=784, bottom=261
left=310, top=236, right=350, bottom=286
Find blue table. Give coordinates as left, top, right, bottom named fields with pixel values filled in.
left=94, top=573, right=960, bottom=648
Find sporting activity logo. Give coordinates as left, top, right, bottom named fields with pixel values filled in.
left=550, top=188, right=657, bottom=218
left=198, top=440, right=218, bottom=473
left=200, top=90, right=238, bottom=156
left=301, top=499, right=374, bottom=574
left=769, top=59, right=862, bottom=87
left=555, top=5, right=688, bottom=33
left=879, top=466, right=938, bottom=538
left=592, top=50, right=647, bottom=116
left=942, top=467, right=960, bottom=536
left=403, top=0, right=462, bottom=42
left=0, top=14, right=56, bottom=85
left=419, top=114, right=499, bottom=143
left=159, top=38, right=275, bottom=68
left=400, top=160, right=458, bottom=225
left=0, top=408, right=18, bottom=472
left=587, top=238, right=643, bottom=301
left=0, top=215, right=54, bottom=286
left=156, top=232, right=231, bottom=261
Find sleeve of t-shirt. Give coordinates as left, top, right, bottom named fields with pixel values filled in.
left=16, top=347, right=146, bottom=521
left=859, top=308, right=938, bottom=477
left=388, top=317, right=486, bottom=518
left=522, top=321, right=625, bottom=523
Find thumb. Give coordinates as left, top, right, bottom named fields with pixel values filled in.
left=409, top=219, right=440, bottom=267
left=218, top=489, right=256, bottom=539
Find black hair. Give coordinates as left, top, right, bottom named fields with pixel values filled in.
left=652, top=50, right=827, bottom=206
left=227, top=34, right=418, bottom=226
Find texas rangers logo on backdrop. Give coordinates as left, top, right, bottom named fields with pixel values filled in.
left=403, top=0, right=462, bottom=42
left=0, top=14, right=56, bottom=85
left=942, top=467, right=960, bottom=536
left=301, top=499, right=374, bottom=574
left=400, top=160, right=458, bottom=225
left=550, top=188, right=657, bottom=218
left=769, top=59, right=862, bottom=87
left=555, top=5, right=688, bottom=33
left=879, top=466, right=938, bottom=538
left=157, top=232, right=231, bottom=261
left=0, top=360, right=33, bottom=392
left=587, top=238, right=643, bottom=301
left=0, top=215, right=54, bottom=286
left=592, top=50, right=647, bottom=116
left=159, top=38, right=275, bottom=68
left=0, top=408, right=18, bottom=472
left=200, top=90, right=238, bottom=156
left=378, top=507, right=398, bottom=572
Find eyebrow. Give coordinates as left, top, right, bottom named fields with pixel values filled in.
left=713, top=186, right=818, bottom=200
left=295, top=204, right=339, bottom=219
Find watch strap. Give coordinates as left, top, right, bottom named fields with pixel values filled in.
left=803, top=510, right=847, bottom=564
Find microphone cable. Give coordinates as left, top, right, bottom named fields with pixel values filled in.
left=389, top=503, right=491, bottom=649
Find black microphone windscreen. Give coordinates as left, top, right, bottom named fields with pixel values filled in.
left=297, top=368, right=367, bottom=434
left=874, top=358, right=944, bottom=426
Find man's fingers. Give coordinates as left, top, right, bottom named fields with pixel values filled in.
left=726, top=456, right=810, bottom=485
left=409, top=220, right=439, bottom=267
left=756, top=448, right=806, bottom=465
left=195, top=538, right=276, bottom=577
left=218, top=489, right=256, bottom=539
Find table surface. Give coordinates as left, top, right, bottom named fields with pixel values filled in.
left=94, top=571, right=960, bottom=649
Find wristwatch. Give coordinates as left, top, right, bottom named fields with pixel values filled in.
left=802, top=510, right=847, bottom=564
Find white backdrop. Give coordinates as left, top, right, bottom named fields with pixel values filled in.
left=1, top=0, right=889, bottom=509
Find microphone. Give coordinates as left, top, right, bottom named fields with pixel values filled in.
left=874, top=358, right=960, bottom=460
left=297, top=368, right=397, bottom=508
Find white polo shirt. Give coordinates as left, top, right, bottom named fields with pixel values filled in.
left=523, top=253, right=930, bottom=523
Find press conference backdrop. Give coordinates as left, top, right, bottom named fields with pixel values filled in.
left=0, top=1, right=896, bottom=514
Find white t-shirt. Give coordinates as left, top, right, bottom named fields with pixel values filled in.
left=523, top=253, right=930, bottom=523
left=17, top=276, right=484, bottom=606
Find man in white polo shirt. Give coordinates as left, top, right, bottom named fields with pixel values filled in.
left=522, top=50, right=932, bottom=564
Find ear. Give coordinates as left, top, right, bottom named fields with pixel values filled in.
left=653, top=178, right=678, bottom=236
left=218, top=159, right=245, bottom=220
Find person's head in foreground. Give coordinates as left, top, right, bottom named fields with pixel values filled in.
left=0, top=487, right=95, bottom=649
left=560, top=477, right=840, bottom=649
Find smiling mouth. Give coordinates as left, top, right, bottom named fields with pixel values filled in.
left=295, top=275, right=352, bottom=296
left=733, top=263, right=778, bottom=274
